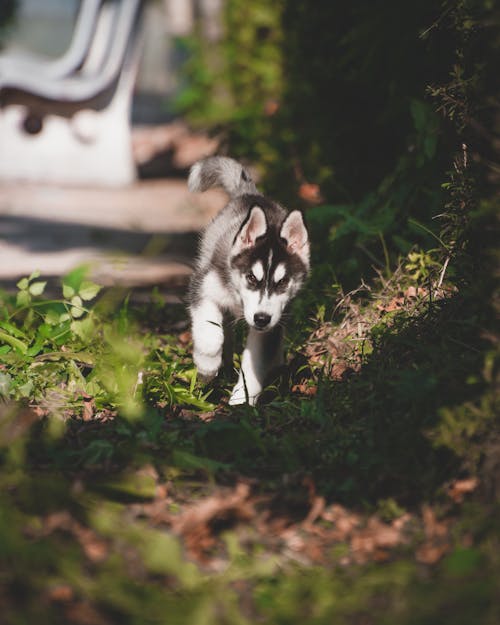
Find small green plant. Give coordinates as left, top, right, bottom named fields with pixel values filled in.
left=405, top=248, right=442, bottom=283
left=0, top=268, right=211, bottom=418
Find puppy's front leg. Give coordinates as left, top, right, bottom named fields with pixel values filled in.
left=191, top=300, right=224, bottom=380
left=229, top=326, right=283, bottom=406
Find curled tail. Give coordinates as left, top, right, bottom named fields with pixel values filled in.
left=188, top=156, right=257, bottom=198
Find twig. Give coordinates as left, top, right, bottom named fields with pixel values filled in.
left=437, top=255, right=451, bottom=288
left=419, top=5, right=453, bottom=39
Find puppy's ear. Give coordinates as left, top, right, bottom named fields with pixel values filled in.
left=232, top=206, right=267, bottom=254
left=280, top=210, right=310, bottom=267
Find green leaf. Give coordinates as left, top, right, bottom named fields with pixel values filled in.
left=16, top=277, right=29, bottom=291
left=0, top=330, right=28, bottom=355
left=26, top=337, right=46, bottom=358
left=44, top=308, right=66, bottom=326
left=17, top=380, right=34, bottom=398
left=0, top=322, right=28, bottom=340
left=174, top=386, right=214, bottom=410
left=63, top=265, right=88, bottom=291
left=28, top=269, right=41, bottom=281
left=70, top=295, right=84, bottom=318
left=79, top=280, right=101, bottom=301
left=71, top=308, right=84, bottom=319
left=140, top=532, right=184, bottom=575
left=62, top=284, right=75, bottom=299
left=171, top=449, right=228, bottom=472
left=424, top=134, right=437, bottom=160
left=95, top=470, right=157, bottom=500
left=16, top=290, right=31, bottom=307
left=0, top=372, right=12, bottom=396
left=71, top=317, right=94, bottom=341
left=28, top=281, right=47, bottom=296
left=444, top=548, right=482, bottom=577
left=33, top=351, right=95, bottom=365
left=410, top=99, right=427, bottom=132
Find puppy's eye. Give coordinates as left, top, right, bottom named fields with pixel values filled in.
left=276, top=277, right=289, bottom=288
left=246, top=272, right=258, bottom=287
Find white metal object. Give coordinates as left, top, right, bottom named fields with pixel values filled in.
left=0, top=0, right=144, bottom=186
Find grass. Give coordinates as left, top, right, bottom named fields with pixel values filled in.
left=0, top=245, right=498, bottom=623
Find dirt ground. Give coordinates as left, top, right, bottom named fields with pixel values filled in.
left=0, top=124, right=225, bottom=288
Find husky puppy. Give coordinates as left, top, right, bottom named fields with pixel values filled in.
left=187, top=156, right=310, bottom=405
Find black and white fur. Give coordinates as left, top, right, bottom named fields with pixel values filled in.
left=188, top=156, right=310, bottom=405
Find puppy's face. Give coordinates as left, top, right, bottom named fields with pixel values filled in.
left=230, top=206, right=309, bottom=331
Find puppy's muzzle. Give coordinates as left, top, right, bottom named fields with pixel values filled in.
left=253, top=312, right=271, bottom=330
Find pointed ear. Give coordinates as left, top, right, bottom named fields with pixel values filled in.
left=232, top=206, right=267, bottom=255
left=280, top=210, right=310, bottom=267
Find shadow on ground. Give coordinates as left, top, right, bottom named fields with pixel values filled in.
left=23, top=289, right=489, bottom=515
left=0, top=214, right=198, bottom=257
left=0, top=214, right=199, bottom=292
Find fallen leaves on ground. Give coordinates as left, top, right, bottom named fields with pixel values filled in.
left=305, top=273, right=456, bottom=381
left=447, top=477, right=479, bottom=503
left=31, top=472, right=478, bottom=573
left=415, top=505, right=452, bottom=564
left=172, top=482, right=254, bottom=560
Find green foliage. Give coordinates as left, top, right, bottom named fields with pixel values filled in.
left=0, top=268, right=211, bottom=418
left=405, top=249, right=442, bottom=283
left=178, top=0, right=497, bottom=291
left=1, top=1, right=498, bottom=622
left=176, top=0, right=284, bottom=172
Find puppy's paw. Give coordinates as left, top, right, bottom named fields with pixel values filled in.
left=194, top=351, right=221, bottom=382
left=228, top=384, right=258, bottom=406
left=197, top=370, right=217, bottom=383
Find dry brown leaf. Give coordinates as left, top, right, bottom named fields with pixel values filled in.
left=48, top=584, right=74, bottom=603
left=64, top=601, right=109, bottom=625
left=377, top=297, right=405, bottom=312
left=298, top=183, right=322, bottom=204
left=264, top=99, right=280, bottom=116
left=322, top=504, right=361, bottom=541
left=373, top=548, right=390, bottom=562
left=366, top=517, right=402, bottom=548
left=299, top=535, right=326, bottom=562
left=415, top=542, right=450, bottom=564
left=198, top=411, right=216, bottom=422
left=69, top=524, right=109, bottom=563
left=82, top=395, right=94, bottom=421
left=172, top=483, right=254, bottom=560
left=173, top=483, right=252, bottom=533
left=447, top=477, right=479, bottom=503
left=80, top=535, right=109, bottom=563
left=351, top=533, right=376, bottom=560
left=330, top=362, right=352, bottom=380
left=178, top=331, right=192, bottom=347
left=43, top=511, right=73, bottom=533
left=156, top=483, right=169, bottom=500
left=42, top=511, right=109, bottom=563
left=302, top=496, right=326, bottom=529
left=350, top=515, right=407, bottom=563
left=392, top=513, right=413, bottom=531
left=422, top=505, right=449, bottom=539
left=291, top=383, right=318, bottom=396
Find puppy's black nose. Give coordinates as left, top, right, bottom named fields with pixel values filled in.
left=253, top=312, right=271, bottom=329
